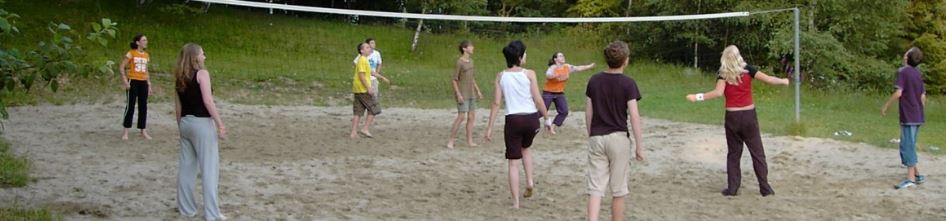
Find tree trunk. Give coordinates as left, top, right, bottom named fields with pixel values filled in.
left=809, top=0, right=816, bottom=31
left=625, top=0, right=632, bottom=36
left=693, top=0, right=701, bottom=68
left=410, top=8, right=426, bottom=53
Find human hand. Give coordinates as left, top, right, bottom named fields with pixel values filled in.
left=218, top=125, right=227, bottom=140
left=686, top=94, right=697, bottom=102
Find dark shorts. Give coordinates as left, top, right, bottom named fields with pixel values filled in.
left=504, top=112, right=541, bottom=159
left=353, top=93, right=381, bottom=116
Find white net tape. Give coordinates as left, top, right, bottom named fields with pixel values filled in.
left=191, top=0, right=751, bottom=23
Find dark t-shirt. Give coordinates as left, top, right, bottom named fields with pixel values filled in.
left=896, top=66, right=925, bottom=124
left=585, top=72, right=642, bottom=136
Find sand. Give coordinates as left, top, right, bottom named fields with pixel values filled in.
left=1, top=103, right=945, bottom=220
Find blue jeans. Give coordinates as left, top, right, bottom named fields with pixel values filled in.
left=899, top=125, right=920, bottom=167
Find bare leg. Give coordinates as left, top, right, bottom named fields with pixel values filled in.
left=908, top=166, right=917, bottom=182
left=447, top=112, right=464, bottom=148
left=508, top=159, right=521, bottom=208
left=466, top=111, right=478, bottom=147
left=122, top=128, right=130, bottom=140
left=522, top=148, right=535, bottom=197
left=350, top=115, right=361, bottom=138
left=587, top=195, right=602, bottom=221
left=611, top=196, right=625, bottom=221
left=361, top=114, right=375, bottom=137
left=140, top=129, right=152, bottom=140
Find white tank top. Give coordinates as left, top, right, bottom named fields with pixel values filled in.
left=500, top=70, right=538, bottom=115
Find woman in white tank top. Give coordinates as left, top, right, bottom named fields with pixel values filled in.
left=485, top=40, right=551, bottom=209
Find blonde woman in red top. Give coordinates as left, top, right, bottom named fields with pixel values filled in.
left=686, top=45, right=788, bottom=197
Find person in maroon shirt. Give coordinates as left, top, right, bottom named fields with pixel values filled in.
left=881, top=47, right=927, bottom=189
left=686, top=45, right=789, bottom=197
left=584, top=41, right=644, bottom=221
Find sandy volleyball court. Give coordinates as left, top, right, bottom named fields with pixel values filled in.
left=1, top=103, right=945, bottom=220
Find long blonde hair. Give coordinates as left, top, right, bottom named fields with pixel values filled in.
left=174, top=43, right=205, bottom=93
left=719, top=45, right=747, bottom=85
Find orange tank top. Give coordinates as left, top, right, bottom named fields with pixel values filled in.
left=543, top=65, right=570, bottom=92
left=126, top=50, right=150, bottom=80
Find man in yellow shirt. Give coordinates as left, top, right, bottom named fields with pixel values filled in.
left=351, top=42, right=381, bottom=138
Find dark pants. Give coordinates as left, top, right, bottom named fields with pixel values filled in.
left=542, top=91, right=568, bottom=126
left=123, top=80, right=148, bottom=129
left=723, top=109, right=773, bottom=195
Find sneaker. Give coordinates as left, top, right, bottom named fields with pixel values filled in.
left=915, top=175, right=926, bottom=185
left=894, top=179, right=916, bottom=189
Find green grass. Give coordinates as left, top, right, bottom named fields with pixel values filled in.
left=0, top=138, right=29, bottom=187
left=0, top=207, right=60, bottom=221
left=2, top=0, right=945, bottom=153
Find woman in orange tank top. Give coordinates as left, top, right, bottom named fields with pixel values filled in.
left=119, top=34, right=152, bottom=140
left=542, top=52, right=594, bottom=134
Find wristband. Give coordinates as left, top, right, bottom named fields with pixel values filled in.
left=696, top=93, right=705, bottom=101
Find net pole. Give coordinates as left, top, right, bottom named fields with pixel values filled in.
left=793, top=7, right=801, bottom=123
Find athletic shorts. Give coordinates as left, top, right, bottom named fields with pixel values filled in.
left=353, top=93, right=381, bottom=116
left=504, top=112, right=540, bottom=159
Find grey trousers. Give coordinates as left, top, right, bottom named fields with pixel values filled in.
left=177, top=116, right=224, bottom=220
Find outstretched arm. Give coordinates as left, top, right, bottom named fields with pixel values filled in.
left=572, top=63, right=595, bottom=72
left=755, top=71, right=790, bottom=85
left=687, top=80, right=727, bottom=102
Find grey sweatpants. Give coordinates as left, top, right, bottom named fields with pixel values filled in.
left=177, top=116, right=224, bottom=220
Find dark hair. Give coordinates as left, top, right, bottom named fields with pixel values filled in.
left=365, top=38, right=375, bottom=44
left=130, top=34, right=145, bottom=49
left=604, top=41, right=629, bottom=68
left=357, top=42, right=369, bottom=54
left=458, top=40, right=471, bottom=55
left=548, top=52, right=562, bottom=66
left=906, top=47, right=923, bottom=67
left=502, top=40, right=526, bottom=68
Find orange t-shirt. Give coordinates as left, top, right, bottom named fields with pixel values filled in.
left=125, top=50, right=150, bottom=80
left=543, top=65, right=571, bottom=93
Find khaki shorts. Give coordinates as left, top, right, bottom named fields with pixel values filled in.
left=456, top=97, right=477, bottom=113
left=353, top=93, right=381, bottom=116
left=587, top=131, right=631, bottom=197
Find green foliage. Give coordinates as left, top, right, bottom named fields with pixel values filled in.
left=0, top=5, right=119, bottom=119
left=906, top=0, right=946, bottom=94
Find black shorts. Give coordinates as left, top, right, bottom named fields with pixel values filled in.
left=504, top=112, right=540, bottom=159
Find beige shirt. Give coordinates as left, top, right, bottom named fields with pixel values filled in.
left=453, top=58, right=476, bottom=98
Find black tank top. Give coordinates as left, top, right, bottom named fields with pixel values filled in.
left=178, top=72, right=211, bottom=117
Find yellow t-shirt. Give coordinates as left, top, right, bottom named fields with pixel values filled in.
left=125, top=50, right=150, bottom=80
left=352, top=55, right=372, bottom=93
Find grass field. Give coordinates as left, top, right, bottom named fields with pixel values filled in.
left=2, top=0, right=943, bottom=153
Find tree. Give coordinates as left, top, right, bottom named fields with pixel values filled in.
left=0, top=5, right=119, bottom=119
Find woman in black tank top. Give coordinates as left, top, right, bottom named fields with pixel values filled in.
left=173, top=43, right=228, bottom=220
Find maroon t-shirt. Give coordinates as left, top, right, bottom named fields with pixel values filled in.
left=896, top=66, right=925, bottom=124
left=585, top=72, right=642, bottom=136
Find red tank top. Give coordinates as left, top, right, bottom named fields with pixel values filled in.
left=724, top=72, right=754, bottom=108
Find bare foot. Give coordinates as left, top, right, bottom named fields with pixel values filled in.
left=549, top=125, right=557, bottom=135
left=358, top=130, right=373, bottom=138
left=467, top=141, right=478, bottom=147
left=524, top=186, right=534, bottom=198
left=350, top=133, right=359, bottom=139
left=140, top=131, right=152, bottom=140
left=121, top=133, right=129, bottom=140
left=511, top=202, right=520, bottom=209
left=446, top=140, right=455, bottom=149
